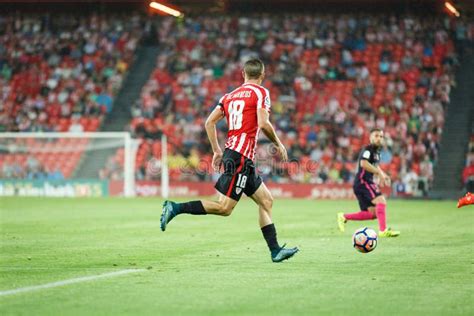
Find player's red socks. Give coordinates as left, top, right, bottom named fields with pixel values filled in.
left=375, top=203, right=387, bottom=231
left=344, top=211, right=376, bottom=221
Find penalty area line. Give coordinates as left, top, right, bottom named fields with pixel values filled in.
left=0, top=269, right=146, bottom=297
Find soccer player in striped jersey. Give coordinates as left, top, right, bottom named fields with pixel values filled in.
left=337, top=128, right=400, bottom=237
left=160, top=58, right=299, bottom=262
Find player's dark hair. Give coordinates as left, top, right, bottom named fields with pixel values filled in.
left=370, top=128, right=383, bottom=134
left=243, top=58, right=264, bottom=79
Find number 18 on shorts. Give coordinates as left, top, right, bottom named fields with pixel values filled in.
left=214, top=149, right=263, bottom=201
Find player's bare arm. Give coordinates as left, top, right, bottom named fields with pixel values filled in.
left=360, top=160, right=389, bottom=187
left=377, top=165, right=391, bottom=186
left=360, top=160, right=390, bottom=184
left=360, top=159, right=380, bottom=175
left=257, top=108, right=288, bottom=161
left=205, top=107, right=225, bottom=171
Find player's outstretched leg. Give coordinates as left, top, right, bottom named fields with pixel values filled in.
left=372, top=196, right=400, bottom=237
left=250, top=183, right=298, bottom=262
left=337, top=211, right=376, bottom=232
left=160, top=194, right=238, bottom=231
left=160, top=200, right=206, bottom=231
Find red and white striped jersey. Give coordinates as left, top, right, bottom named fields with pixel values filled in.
left=217, top=83, right=271, bottom=161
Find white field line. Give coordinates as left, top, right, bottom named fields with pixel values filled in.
left=0, top=269, right=145, bottom=297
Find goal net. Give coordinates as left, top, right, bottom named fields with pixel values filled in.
left=0, top=132, right=143, bottom=197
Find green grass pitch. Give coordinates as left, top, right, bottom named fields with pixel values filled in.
left=1, top=197, right=473, bottom=315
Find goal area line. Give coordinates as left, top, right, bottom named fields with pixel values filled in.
left=0, top=269, right=146, bottom=297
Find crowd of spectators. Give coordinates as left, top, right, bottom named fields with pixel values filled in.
left=1, top=155, right=64, bottom=180
left=128, top=14, right=472, bottom=196
left=0, top=13, right=143, bottom=133
left=0, top=137, right=87, bottom=179
left=0, top=13, right=144, bottom=179
left=99, top=154, right=124, bottom=181
left=2, top=12, right=472, bottom=197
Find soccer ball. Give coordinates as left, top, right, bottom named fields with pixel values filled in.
left=353, top=227, right=378, bottom=253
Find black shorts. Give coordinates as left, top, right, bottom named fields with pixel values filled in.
left=215, top=149, right=263, bottom=201
left=353, top=181, right=382, bottom=211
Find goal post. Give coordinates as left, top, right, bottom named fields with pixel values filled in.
left=0, top=132, right=140, bottom=197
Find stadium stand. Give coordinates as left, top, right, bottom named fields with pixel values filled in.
left=0, top=13, right=143, bottom=178
left=118, top=14, right=462, bottom=196
left=1, top=12, right=471, bottom=197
